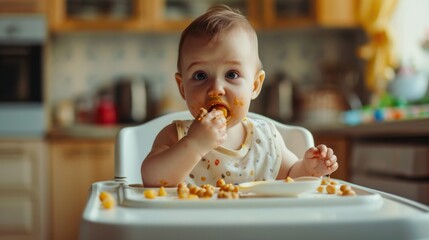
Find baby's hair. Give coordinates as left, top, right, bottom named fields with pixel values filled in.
left=177, top=4, right=261, bottom=71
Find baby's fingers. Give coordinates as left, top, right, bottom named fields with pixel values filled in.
left=325, top=154, right=337, bottom=169
left=196, top=108, right=208, bottom=121
left=327, top=162, right=339, bottom=172
left=316, top=144, right=328, bottom=158
left=326, top=148, right=334, bottom=159
left=306, top=147, right=320, bottom=157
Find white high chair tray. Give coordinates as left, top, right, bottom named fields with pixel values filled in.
left=80, top=179, right=429, bottom=240
left=121, top=183, right=381, bottom=209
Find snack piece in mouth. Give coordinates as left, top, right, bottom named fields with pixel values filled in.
left=209, top=105, right=229, bottom=118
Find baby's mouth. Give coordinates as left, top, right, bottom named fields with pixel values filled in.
left=208, top=104, right=229, bottom=118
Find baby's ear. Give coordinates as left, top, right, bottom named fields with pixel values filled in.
left=251, top=70, right=265, bottom=99
left=175, top=72, right=186, bottom=100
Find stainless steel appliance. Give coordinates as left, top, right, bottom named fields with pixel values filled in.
left=0, top=15, right=46, bottom=136
left=114, top=76, right=158, bottom=124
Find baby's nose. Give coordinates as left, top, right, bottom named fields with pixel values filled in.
left=208, top=79, right=225, bottom=98
left=208, top=91, right=224, bottom=98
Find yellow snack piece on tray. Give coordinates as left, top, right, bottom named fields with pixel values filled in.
left=216, top=178, right=226, bottom=187
left=99, top=191, right=110, bottom=201
left=102, top=197, right=115, bottom=209
left=285, top=176, right=294, bottom=183
left=158, top=186, right=167, bottom=196
left=144, top=189, right=157, bottom=199
left=99, top=191, right=115, bottom=209
left=326, top=184, right=337, bottom=194
left=317, top=185, right=325, bottom=193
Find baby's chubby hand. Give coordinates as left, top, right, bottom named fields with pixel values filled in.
left=185, top=108, right=227, bottom=156
left=303, top=144, right=338, bottom=177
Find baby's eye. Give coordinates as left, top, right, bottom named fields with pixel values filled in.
left=193, top=71, right=207, bottom=81
left=225, top=71, right=239, bottom=80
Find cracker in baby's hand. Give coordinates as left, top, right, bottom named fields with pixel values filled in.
left=209, top=105, right=228, bottom=118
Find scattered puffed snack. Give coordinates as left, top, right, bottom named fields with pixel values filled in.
left=102, top=197, right=115, bottom=209
left=188, top=194, right=199, bottom=199
left=216, top=178, right=226, bottom=187
left=325, top=184, right=337, bottom=195
left=189, top=184, right=199, bottom=195
left=285, top=176, right=294, bottom=183
left=339, top=184, right=356, bottom=196
left=176, top=182, right=215, bottom=199
left=177, top=182, right=187, bottom=190
left=329, top=180, right=338, bottom=185
left=201, top=183, right=215, bottom=193
left=158, top=186, right=167, bottom=196
left=321, top=177, right=331, bottom=185
left=143, top=180, right=241, bottom=200
left=99, top=191, right=110, bottom=201
left=218, top=182, right=239, bottom=199
left=342, top=190, right=356, bottom=196
left=316, top=181, right=356, bottom=197
left=99, top=191, right=115, bottom=209
left=218, top=190, right=239, bottom=199
left=177, top=185, right=190, bottom=199
left=144, top=189, right=157, bottom=199
left=220, top=183, right=238, bottom=193
left=339, top=184, right=351, bottom=192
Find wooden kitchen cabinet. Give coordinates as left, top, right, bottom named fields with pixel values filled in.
left=261, top=0, right=315, bottom=29
left=48, top=0, right=360, bottom=32
left=48, top=0, right=260, bottom=32
left=261, top=0, right=359, bottom=29
left=50, top=139, right=114, bottom=240
left=315, top=0, right=359, bottom=27
left=0, top=0, right=46, bottom=13
left=152, top=0, right=260, bottom=32
left=48, top=0, right=155, bottom=32
left=0, top=140, right=49, bottom=240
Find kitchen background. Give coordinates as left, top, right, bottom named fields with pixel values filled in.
left=1, top=0, right=429, bottom=240
left=49, top=29, right=363, bottom=125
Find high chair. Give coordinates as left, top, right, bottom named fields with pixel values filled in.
left=114, top=111, right=314, bottom=184
left=80, top=111, right=429, bottom=240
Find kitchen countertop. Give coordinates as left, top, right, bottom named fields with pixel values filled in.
left=304, top=117, right=429, bottom=138
left=47, top=124, right=124, bottom=140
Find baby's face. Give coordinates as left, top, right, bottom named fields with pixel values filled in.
left=176, top=28, right=264, bottom=127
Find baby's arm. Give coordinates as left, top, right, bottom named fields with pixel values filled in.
left=141, top=109, right=226, bottom=187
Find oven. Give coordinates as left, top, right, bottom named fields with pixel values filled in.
left=0, top=15, right=46, bottom=136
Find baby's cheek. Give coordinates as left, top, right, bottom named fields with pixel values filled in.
left=233, top=97, right=244, bottom=106
left=188, top=104, right=202, bottom=117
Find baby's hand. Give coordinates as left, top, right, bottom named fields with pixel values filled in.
left=303, top=144, right=338, bottom=177
left=186, top=108, right=227, bottom=155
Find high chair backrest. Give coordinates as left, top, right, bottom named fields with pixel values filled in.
left=115, top=111, right=314, bottom=184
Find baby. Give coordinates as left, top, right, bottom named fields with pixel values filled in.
left=141, top=5, right=338, bottom=187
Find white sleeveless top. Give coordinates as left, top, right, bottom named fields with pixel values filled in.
left=175, top=117, right=283, bottom=186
